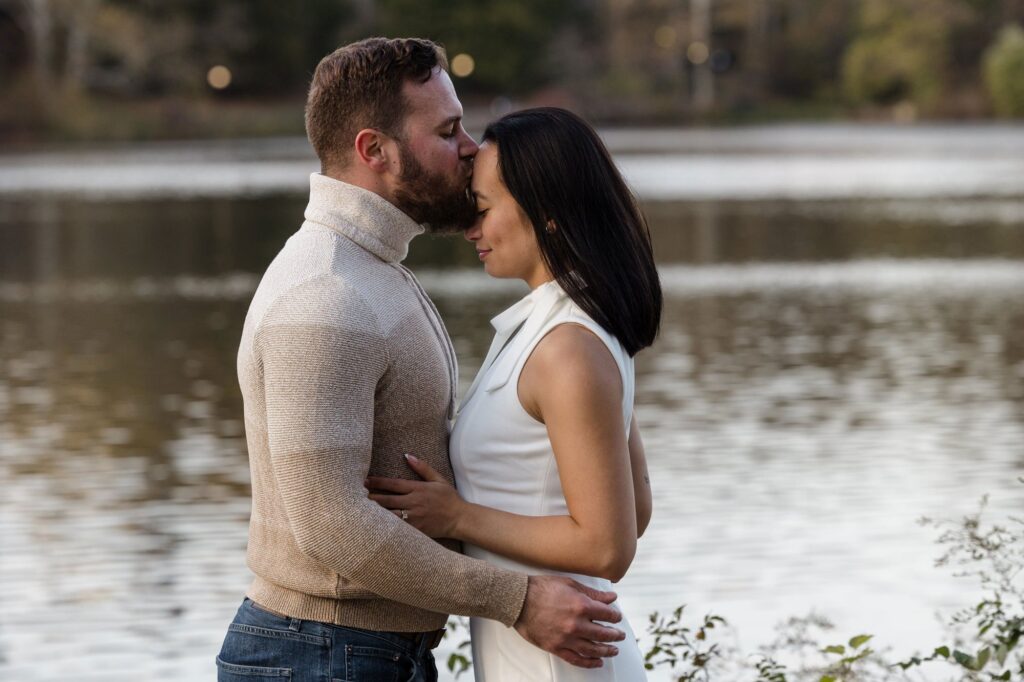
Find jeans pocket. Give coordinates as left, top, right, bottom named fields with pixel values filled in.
left=216, top=656, right=291, bottom=680
left=344, top=644, right=415, bottom=682
left=217, top=622, right=326, bottom=681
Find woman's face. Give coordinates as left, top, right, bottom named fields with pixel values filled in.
left=465, top=143, right=552, bottom=288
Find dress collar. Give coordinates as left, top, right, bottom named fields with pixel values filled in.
left=490, top=279, right=565, bottom=336
left=303, top=173, right=424, bottom=263
left=458, top=280, right=566, bottom=411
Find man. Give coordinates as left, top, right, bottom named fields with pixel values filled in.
left=216, top=37, right=625, bottom=682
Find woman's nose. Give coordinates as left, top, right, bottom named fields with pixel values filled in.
left=464, top=221, right=481, bottom=241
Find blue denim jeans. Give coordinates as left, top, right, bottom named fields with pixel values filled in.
left=216, top=598, right=439, bottom=682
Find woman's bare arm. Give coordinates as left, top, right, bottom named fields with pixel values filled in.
left=628, top=412, right=652, bottom=538
left=367, top=324, right=639, bottom=581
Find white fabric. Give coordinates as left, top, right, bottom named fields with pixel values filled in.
left=451, top=281, right=647, bottom=681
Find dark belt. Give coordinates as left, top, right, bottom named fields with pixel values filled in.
left=248, top=600, right=445, bottom=650
left=394, top=628, right=446, bottom=650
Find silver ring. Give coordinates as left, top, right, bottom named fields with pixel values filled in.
left=401, top=509, right=409, bottom=521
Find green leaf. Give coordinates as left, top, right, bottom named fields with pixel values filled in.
left=933, top=646, right=950, bottom=658
left=823, top=645, right=845, bottom=655
left=849, top=634, right=873, bottom=649
left=446, top=652, right=471, bottom=675
left=820, top=676, right=836, bottom=682
left=995, top=643, right=1009, bottom=666
left=953, top=650, right=975, bottom=668
left=976, top=647, right=991, bottom=669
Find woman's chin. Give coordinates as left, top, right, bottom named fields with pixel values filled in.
left=481, top=263, right=516, bottom=282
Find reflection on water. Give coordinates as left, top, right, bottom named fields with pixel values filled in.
left=3, top=195, right=1024, bottom=287
left=3, top=258, right=1023, bottom=679
left=2, top=129, right=1024, bottom=680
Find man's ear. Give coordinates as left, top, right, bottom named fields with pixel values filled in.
left=353, top=128, right=391, bottom=172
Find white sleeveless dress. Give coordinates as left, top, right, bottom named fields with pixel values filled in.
left=450, top=281, right=647, bottom=681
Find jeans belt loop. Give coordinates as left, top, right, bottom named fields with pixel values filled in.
left=427, top=627, right=446, bottom=650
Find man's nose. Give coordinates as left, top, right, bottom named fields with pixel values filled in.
left=459, top=128, right=479, bottom=158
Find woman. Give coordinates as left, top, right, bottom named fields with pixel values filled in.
left=366, top=107, right=662, bottom=681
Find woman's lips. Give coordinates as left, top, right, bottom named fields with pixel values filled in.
left=477, top=249, right=492, bottom=260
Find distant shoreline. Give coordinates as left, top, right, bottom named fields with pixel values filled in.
left=3, top=124, right=1024, bottom=202
left=3, top=93, right=1017, bottom=151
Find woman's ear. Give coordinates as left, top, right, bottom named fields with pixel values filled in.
left=545, top=219, right=557, bottom=234
left=354, top=128, right=391, bottom=172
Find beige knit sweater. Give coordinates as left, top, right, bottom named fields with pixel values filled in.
left=237, top=173, right=529, bottom=631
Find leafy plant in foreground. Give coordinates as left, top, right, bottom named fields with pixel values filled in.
left=643, top=605, right=728, bottom=680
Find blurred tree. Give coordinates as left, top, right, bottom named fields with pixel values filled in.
left=595, top=0, right=688, bottom=117
left=0, top=1, right=30, bottom=82
left=6, top=0, right=1024, bottom=140
left=224, top=0, right=355, bottom=95
left=983, top=23, right=1024, bottom=116
left=840, top=0, right=972, bottom=114
left=90, top=1, right=200, bottom=94
left=12, top=0, right=355, bottom=97
left=12, top=0, right=102, bottom=93
left=373, top=0, right=586, bottom=94
left=767, top=0, right=857, bottom=101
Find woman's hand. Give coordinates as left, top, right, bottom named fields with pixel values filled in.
left=365, top=454, right=465, bottom=539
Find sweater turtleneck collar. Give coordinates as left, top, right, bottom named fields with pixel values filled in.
left=303, top=173, right=424, bottom=263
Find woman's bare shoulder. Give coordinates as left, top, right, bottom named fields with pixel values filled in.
left=524, top=323, right=622, bottom=394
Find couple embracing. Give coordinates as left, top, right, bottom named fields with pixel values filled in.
left=216, top=36, right=662, bottom=682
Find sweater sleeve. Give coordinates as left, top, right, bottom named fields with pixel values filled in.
left=256, top=282, right=528, bottom=626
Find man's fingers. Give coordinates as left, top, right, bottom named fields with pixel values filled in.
left=566, top=639, right=619, bottom=659
left=554, top=649, right=603, bottom=669
left=568, top=579, right=617, bottom=605
left=577, top=621, right=627, bottom=643
left=579, top=599, right=623, bottom=626
left=364, top=477, right=416, bottom=493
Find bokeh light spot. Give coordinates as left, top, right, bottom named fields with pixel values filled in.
left=687, top=42, right=710, bottom=65
left=451, top=53, right=475, bottom=78
left=207, top=65, right=232, bottom=90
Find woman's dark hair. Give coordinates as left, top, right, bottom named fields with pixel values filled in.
left=482, top=107, right=662, bottom=356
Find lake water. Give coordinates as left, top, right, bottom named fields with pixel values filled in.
left=1, top=124, right=1023, bottom=681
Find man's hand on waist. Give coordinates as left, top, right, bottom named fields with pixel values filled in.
left=513, top=575, right=625, bottom=668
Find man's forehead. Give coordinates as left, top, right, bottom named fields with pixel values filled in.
left=402, top=70, right=463, bottom=123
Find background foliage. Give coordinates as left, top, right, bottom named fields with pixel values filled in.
left=1, top=0, right=1023, bottom=141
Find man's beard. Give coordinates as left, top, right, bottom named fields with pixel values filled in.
left=392, top=144, right=477, bottom=234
